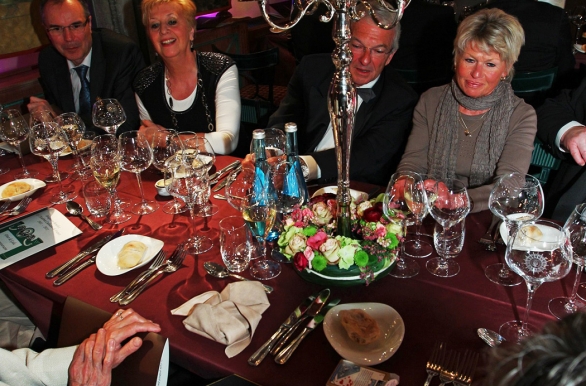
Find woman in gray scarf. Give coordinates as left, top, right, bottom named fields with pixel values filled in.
left=398, top=8, right=537, bottom=212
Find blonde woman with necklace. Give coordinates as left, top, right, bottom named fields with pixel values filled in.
left=133, top=0, right=240, bottom=155
left=398, top=9, right=537, bottom=212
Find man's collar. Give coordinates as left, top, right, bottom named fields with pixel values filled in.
left=67, top=48, right=93, bottom=71
left=357, top=75, right=380, bottom=89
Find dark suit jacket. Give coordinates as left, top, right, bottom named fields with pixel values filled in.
left=38, top=28, right=145, bottom=134
left=536, top=75, right=586, bottom=220
left=268, top=54, right=418, bottom=186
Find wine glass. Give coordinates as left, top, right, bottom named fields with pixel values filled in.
left=570, top=6, right=586, bottom=46
left=182, top=136, right=217, bottom=217
left=0, top=103, right=8, bottom=176
left=118, top=131, right=159, bottom=215
left=29, top=109, right=66, bottom=183
left=57, top=112, right=92, bottom=180
left=166, top=153, right=213, bottom=254
left=92, top=98, right=126, bottom=135
left=29, top=122, right=77, bottom=204
left=150, top=129, right=186, bottom=214
left=404, top=173, right=433, bottom=258
left=427, top=178, right=470, bottom=277
left=382, top=171, right=420, bottom=278
left=499, top=220, right=572, bottom=342
left=0, top=109, right=38, bottom=178
left=90, top=134, right=131, bottom=224
left=486, top=173, right=544, bottom=286
left=549, top=203, right=586, bottom=319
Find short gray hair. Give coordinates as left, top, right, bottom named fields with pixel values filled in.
left=454, top=8, right=524, bottom=81
left=354, top=0, right=401, bottom=53
left=40, top=0, right=91, bottom=25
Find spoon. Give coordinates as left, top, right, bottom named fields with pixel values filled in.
left=66, top=201, right=102, bottom=230
left=203, top=261, right=273, bottom=293
left=477, top=328, right=505, bottom=347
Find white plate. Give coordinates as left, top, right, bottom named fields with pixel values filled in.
left=500, top=221, right=561, bottom=248
left=96, top=235, right=164, bottom=276
left=61, top=139, right=92, bottom=156
left=575, top=44, right=585, bottom=54
left=323, top=302, right=405, bottom=366
left=0, top=179, right=46, bottom=202
left=312, top=186, right=368, bottom=204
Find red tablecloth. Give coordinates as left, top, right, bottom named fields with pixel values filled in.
left=0, top=152, right=566, bottom=386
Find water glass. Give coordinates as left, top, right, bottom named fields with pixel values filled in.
left=428, top=220, right=465, bottom=277
left=219, top=216, right=252, bottom=272
left=83, top=180, right=111, bottom=218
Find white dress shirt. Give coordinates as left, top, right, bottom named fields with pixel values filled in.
left=67, top=49, right=92, bottom=114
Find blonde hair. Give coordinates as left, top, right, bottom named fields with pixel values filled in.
left=141, top=0, right=197, bottom=28
left=455, top=8, right=524, bottom=80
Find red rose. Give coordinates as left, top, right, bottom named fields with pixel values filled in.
left=362, top=207, right=383, bottom=223
left=294, top=252, right=308, bottom=271
left=310, top=193, right=336, bottom=205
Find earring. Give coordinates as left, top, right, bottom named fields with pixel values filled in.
left=500, top=76, right=507, bottom=81
left=190, top=39, right=195, bottom=51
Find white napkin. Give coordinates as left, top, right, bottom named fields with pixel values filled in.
left=171, top=281, right=270, bottom=358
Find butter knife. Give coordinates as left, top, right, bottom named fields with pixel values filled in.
left=209, top=160, right=240, bottom=184
left=275, top=298, right=339, bottom=364
left=248, top=288, right=329, bottom=366
left=213, top=165, right=241, bottom=192
left=45, top=229, right=124, bottom=278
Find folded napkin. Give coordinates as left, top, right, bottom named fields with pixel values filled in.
left=171, top=281, right=270, bottom=358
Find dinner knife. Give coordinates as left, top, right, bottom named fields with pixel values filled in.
left=209, top=160, right=240, bottom=184
left=45, top=228, right=125, bottom=278
left=248, top=288, right=329, bottom=366
left=53, top=255, right=96, bottom=286
left=274, top=298, right=340, bottom=364
left=213, top=165, right=241, bottom=192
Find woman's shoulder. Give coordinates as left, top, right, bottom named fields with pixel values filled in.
left=198, top=52, right=235, bottom=76
left=133, top=62, right=163, bottom=95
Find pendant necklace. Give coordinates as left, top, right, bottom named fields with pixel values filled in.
left=459, top=111, right=488, bottom=137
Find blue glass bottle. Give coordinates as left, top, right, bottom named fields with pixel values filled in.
left=284, top=122, right=309, bottom=205
left=251, top=130, right=279, bottom=241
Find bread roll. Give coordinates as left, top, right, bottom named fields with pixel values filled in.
left=339, top=309, right=380, bottom=345
left=117, top=241, right=147, bottom=269
left=2, top=181, right=31, bottom=198
left=518, top=225, right=543, bottom=245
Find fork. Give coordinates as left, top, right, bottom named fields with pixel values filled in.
left=119, top=245, right=187, bottom=305
left=0, top=200, right=11, bottom=214
left=109, top=249, right=167, bottom=302
left=478, top=215, right=500, bottom=251
left=424, top=342, right=444, bottom=386
left=439, top=350, right=460, bottom=386
left=1, top=197, right=32, bottom=217
left=454, top=351, right=479, bottom=386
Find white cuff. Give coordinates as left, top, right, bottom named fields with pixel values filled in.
left=556, top=121, right=584, bottom=152
left=300, top=155, right=320, bottom=181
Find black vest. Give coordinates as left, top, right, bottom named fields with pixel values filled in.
left=134, top=52, right=234, bottom=132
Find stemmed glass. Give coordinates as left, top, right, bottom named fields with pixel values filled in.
left=404, top=173, right=433, bottom=258
left=570, top=6, right=586, bottom=46
left=0, top=104, right=6, bottom=176
left=548, top=203, right=586, bottom=319
left=183, top=136, right=218, bottom=217
left=57, top=112, right=92, bottom=180
left=150, top=129, right=186, bottom=214
left=166, top=153, right=213, bottom=254
left=0, top=109, right=38, bottom=178
left=118, top=131, right=159, bottom=215
left=250, top=127, right=286, bottom=159
left=499, top=220, right=572, bottom=342
left=427, top=179, right=470, bottom=277
left=92, top=98, right=126, bottom=135
left=90, top=134, right=131, bottom=224
left=29, top=122, right=77, bottom=204
left=382, top=171, right=420, bottom=278
left=30, top=109, right=65, bottom=182
left=486, top=173, right=544, bottom=286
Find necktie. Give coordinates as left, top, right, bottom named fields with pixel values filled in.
left=74, top=65, right=91, bottom=115
left=357, top=88, right=376, bottom=103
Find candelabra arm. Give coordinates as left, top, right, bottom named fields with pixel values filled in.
left=257, top=0, right=320, bottom=31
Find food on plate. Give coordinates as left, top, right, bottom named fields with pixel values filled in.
left=2, top=181, right=32, bottom=198
left=519, top=225, right=543, bottom=245
left=339, top=309, right=380, bottom=345
left=117, top=241, right=147, bottom=268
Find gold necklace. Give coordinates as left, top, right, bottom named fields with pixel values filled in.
left=459, top=111, right=488, bottom=137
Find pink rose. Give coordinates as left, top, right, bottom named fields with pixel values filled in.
left=374, top=223, right=386, bottom=238
left=307, top=231, right=328, bottom=250
left=303, top=246, right=315, bottom=268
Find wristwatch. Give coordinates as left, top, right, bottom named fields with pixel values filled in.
left=299, top=158, right=310, bottom=181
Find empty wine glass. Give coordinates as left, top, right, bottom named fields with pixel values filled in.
left=184, top=136, right=217, bottom=217
left=119, top=131, right=159, bottom=215
left=57, top=112, right=91, bottom=180
left=404, top=172, right=433, bottom=258
left=92, top=98, right=126, bottom=135
left=499, top=220, right=572, bottom=342
left=29, top=109, right=66, bottom=183
left=571, top=6, right=586, bottom=46
left=150, top=129, right=186, bottom=214
left=382, top=172, right=420, bottom=278
left=90, top=134, right=131, bottom=224
left=431, top=220, right=465, bottom=277
left=0, top=109, right=38, bottom=178
left=29, top=122, right=77, bottom=204
left=486, top=173, right=544, bottom=286
left=549, top=203, right=586, bottom=319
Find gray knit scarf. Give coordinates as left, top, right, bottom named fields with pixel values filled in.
left=427, top=79, right=516, bottom=187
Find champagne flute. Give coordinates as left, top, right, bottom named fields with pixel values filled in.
left=382, top=171, right=420, bottom=278
left=166, top=153, right=213, bottom=254
left=500, top=220, right=572, bottom=342
left=92, top=98, right=126, bottom=135
left=29, top=122, right=77, bottom=204
left=90, top=134, right=131, bottom=224
left=150, top=129, right=186, bottom=214
left=57, top=112, right=91, bottom=180
left=118, top=131, right=159, bottom=215
left=486, top=173, right=544, bottom=286
left=548, top=203, right=586, bottom=319
left=404, top=173, right=433, bottom=258
left=0, top=109, right=38, bottom=178
left=30, top=109, right=65, bottom=182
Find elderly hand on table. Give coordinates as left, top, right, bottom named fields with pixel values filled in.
left=68, top=308, right=160, bottom=386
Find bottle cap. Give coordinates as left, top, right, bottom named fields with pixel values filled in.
left=252, top=129, right=265, bottom=139
left=284, top=123, right=297, bottom=133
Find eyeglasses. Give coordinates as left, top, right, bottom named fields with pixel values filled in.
left=46, top=19, right=89, bottom=36
left=349, top=42, right=392, bottom=59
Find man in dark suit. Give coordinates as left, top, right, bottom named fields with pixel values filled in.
left=27, top=0, right=145, bottom=134
left=267, top=3, right=418, bottom=186
left=536, top=75, right=586, bottom=221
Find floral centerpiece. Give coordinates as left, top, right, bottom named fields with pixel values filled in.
left=277, top=192, right=405, bottom=286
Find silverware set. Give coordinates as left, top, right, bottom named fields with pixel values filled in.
left=425, top=342, right=478, bottom=386
left=0, top=197, right=32, bottom=218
